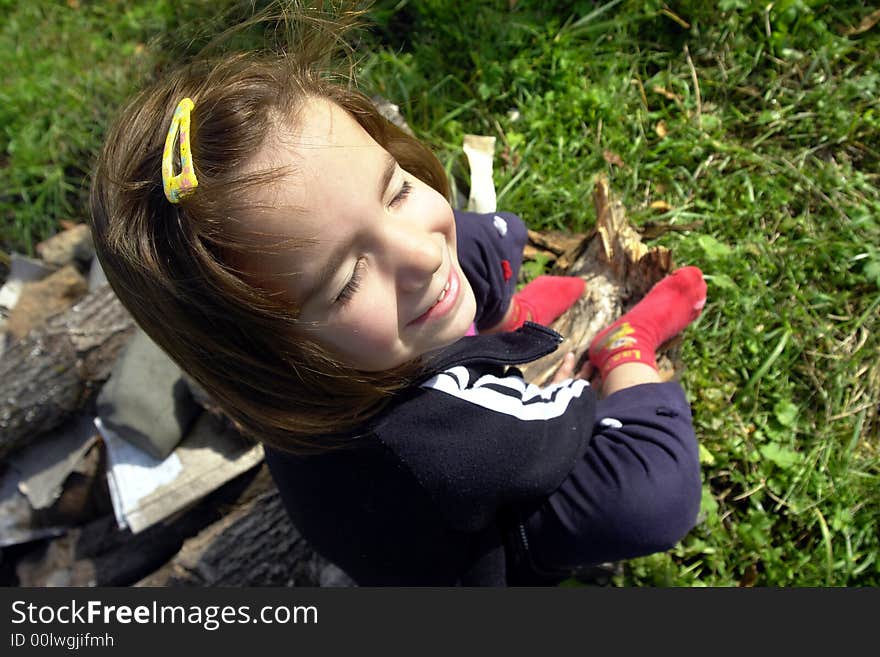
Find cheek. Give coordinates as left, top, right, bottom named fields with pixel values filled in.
left=410, top=181, right=454, bottom=227
left=328, top=295, right=401, bottom=352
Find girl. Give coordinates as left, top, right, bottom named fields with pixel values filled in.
left=89, top=5, right=706, bottom=585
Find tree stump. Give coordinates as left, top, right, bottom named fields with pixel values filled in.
left=518, top=174, right=676, bottom=385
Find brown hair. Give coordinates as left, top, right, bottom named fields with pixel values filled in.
left=88, top=3, right=450, bottom=454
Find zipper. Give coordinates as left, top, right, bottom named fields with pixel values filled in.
left=419, top=322, right=564, bottom=382
left=514, top=518, right=576, bottom=580
left=517, top=523, right=531, bottom=554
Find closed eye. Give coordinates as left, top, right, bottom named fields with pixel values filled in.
left=390, top=180, right=412, bottom=208
left=335, top=258, right=364, bottom=307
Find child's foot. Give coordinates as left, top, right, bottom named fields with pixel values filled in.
left=589, top=266, right=706, bottom=378
left=501, top=275, right=586, bottom=331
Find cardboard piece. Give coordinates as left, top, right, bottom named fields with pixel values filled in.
left=15, top=415, right=99, bottom=510
left=0, top=253, right=55, bottom=312
left=96, top=412, right=264, bottom=534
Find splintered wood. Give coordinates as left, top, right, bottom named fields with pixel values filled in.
left=519, top=175, right=677, bottom=386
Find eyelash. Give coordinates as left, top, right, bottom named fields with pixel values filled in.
left=390, top=180, right=412, bottom=207
left=335, top=258, right=364, bottom=307
left=335, top=180, right=412, bottom=307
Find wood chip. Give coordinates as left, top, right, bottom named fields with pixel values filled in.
left=527, top=229, right=586, bottom=256
left=842, top=8, right=880, bottom=35
left=652, top=85, right=683, bottom=103
left=603, top=150, right=625, bottom=167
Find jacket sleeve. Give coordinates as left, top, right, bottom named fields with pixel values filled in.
left=453, top=209, right=528, bottom=330
left=374, top=364, right=596, bottom=532
left=521, top=381, right=703, bottom=570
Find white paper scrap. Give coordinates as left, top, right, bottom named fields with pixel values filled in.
left=463, top=134, right=497, bottom=214
left=95, top=417, right=183, bottom=530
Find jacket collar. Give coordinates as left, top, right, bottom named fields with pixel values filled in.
left=416, top=322, right=563, bottom=382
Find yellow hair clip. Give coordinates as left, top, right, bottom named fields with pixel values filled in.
left=162, top=98, right=199, bottom=203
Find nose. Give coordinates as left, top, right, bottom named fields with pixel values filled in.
left=383, top=220, right=443, bottom=292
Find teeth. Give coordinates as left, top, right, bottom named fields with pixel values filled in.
left=436, top=281, right=451, bottom=304
left=431, top=281, right=451, bottom=308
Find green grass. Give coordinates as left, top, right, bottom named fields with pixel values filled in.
left=0, top=0, right=155, bottom=254
left=0, top=0, right=259, bottom=257
left=360, top=0, right=879, bottom=586
left=3, top=0, right=877, bottom=586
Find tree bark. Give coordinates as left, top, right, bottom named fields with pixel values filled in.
left=134, top=487, right=354, bottom=587
left=519, top=175, right=676, bottom=385
left=0, top=285, right=135, bottom=459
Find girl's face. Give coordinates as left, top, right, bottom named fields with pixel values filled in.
left=242, top=98, right=477, bottom=371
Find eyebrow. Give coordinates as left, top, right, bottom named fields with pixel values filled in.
left=302, top=152, right=398, bottom=305
left=379, top=152, right=397, bottom=201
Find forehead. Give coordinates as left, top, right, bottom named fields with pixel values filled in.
left=227, top=98, right=388, bottom=296
left=245, top=98, right=386, bottom=230
left=284, top=97, right=384, bottom=185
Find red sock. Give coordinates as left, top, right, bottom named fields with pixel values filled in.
left=589, top=266, right=707, bottom=378
left=500, top=275, right=586, bottom=331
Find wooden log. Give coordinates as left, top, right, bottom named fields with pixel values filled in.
left=134, top=488, right=353, bottom=587
left=519, top=175, right=675, bottom=385
left=0, top=285, right=135, bottom=459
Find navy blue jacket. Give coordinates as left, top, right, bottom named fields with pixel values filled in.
left=265, top=323, right=596, bottom=585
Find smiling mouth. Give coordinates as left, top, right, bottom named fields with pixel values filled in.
left=433, top=279, right=451, bottom=305
left=411, top=267, right=460, bottom=325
